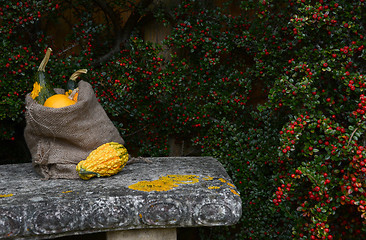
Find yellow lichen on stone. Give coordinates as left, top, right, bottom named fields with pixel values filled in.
left=166, top=174, right=200, bottom=184
left=202, top=176, right=214, bottom=181
left=129, top=179, right=176, bottom=192
left=129, top=175, right=240, bottom=195
left=227, top=182, right=235, bottom=188
left=230, top=189, right=240, bottom=196
left=206, top=178, right=240, bottom=195
left=218, top=178, right=227, bottom=183
left=0, top=193, right=13, bottom=198
left=128, top=174, right=200, bottom=192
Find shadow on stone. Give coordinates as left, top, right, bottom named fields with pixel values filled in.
left=53, top=232, right=106, bottom=240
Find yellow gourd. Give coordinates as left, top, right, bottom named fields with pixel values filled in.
left=76, top=142, right=129, bottom=180
left=44, top=94, right=76, bottom=108
left=43, top=69, right=87, bottom=108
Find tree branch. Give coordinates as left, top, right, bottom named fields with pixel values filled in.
left=92, top=0, right=154, bottom=66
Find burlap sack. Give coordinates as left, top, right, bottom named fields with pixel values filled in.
left=24, top=80, right=124, bottom=179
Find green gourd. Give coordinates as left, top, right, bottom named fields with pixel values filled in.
left=31, top=48, right=56, bottom=105
left=65, top=69, right=88, bottom=98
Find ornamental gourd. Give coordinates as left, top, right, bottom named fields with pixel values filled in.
left=31, top=48, right=56, bottom=105
left=43, top=69, right=87, bottom=108
left=76, top=142, right=129, bottom=180
left=65, top=69, right=88, bottom=101
left=43, top=94, right=76, bottom=108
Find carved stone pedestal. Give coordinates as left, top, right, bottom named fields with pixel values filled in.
left=0, top=157, right=242, bottom=239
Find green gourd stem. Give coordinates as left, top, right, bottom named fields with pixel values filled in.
left=38, top=48, right=52, bottom=72
left=79, top=168, right=101, bottom=177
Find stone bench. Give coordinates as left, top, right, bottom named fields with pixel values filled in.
left=0, top=157, right=242, bottom=240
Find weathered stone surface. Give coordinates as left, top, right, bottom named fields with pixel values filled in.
left=0, top=157, right=242, bottom=239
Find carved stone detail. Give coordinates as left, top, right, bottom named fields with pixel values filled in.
left=85, top=197, right=133, bottom=229
left=0, top=208, right=21, bottom=238
left=141, top=198, right=186, bottom=226
left=193, top=203, right=233, bottom=225
left=31, top=203, right=80, bottom=235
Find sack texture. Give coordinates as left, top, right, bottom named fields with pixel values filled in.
left=24, top=80, right=124, bottom=179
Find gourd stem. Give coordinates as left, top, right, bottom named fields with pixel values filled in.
left=79, top=168, right=101, bottom=177
left=38, top=48, right=52, bottom=72
left=69, top=69, right=88, bottom=81
left=68, top=88, right=79, bottom=100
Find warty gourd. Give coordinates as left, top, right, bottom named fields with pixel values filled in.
left=76, top=142, right=129, bottom=180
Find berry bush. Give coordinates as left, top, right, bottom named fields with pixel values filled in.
left=1, top=0, right=366, bottom=239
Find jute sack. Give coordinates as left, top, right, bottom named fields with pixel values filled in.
left=24, top=80, right=124, bottom=179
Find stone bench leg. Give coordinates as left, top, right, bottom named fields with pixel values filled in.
left=107, top=228, right=177, bottom=240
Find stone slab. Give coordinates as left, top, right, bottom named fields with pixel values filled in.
left=0, top=157, right=242, bottom=239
